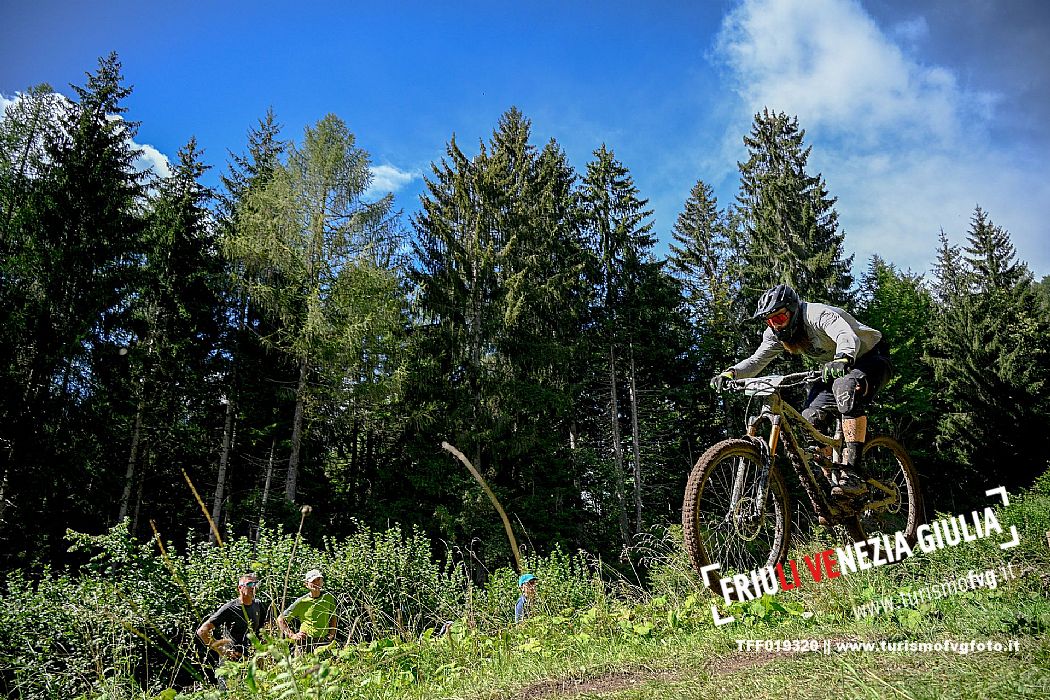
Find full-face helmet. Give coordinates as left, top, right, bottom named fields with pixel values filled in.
left=753, top=284, right=803, bottom=342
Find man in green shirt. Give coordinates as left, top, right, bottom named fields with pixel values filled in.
left=277, top=569, right=338, bottom=652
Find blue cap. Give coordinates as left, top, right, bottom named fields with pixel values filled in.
left=518, top=573, right=537, bottom=587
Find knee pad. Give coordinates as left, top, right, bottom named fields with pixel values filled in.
left=833, top=374, right=866, bottom=415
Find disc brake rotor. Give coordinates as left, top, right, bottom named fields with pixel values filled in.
left=733, top=496, right=764, bottom=541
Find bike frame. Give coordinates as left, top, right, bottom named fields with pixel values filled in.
left=746, top=390, right=845, bottom=522
left=732, top=372, right=898, bottom=524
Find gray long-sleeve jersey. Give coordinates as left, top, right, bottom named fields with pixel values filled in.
left=730, top=302, right=882, bottom=379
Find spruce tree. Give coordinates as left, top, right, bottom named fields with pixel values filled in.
left=0, top=53, right=148, bottom=565
left=736, top=109, right=852, bottom=308
left=857, top=257, right=936, bottom=445
left=927, top=207, right=1050, bottom=493
left=0, top=85, right=66, bottom=528
left=217, top=110, right=294, bottom=533
left=117, top=137, right=225, bottom=535
left=668, top=180, right=732, bottom=319
left=579, top=145, right=691, bottom=544
left=408, top=108, right=590, bottom=557
left=667, top=180, right=743, bottom=463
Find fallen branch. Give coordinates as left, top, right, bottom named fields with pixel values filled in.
left=441, top=441, right=522, bottom=573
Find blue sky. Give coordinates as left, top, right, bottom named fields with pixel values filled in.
left=3, top=0, right=1048, bottom=279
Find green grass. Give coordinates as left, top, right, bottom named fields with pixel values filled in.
left=7, top=487, right=1050, bottom=699
left=172, top=484, right=1050, bottom=700
left=191, top=595, right=1048, bottom=700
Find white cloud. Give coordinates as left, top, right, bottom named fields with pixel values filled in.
left=0, top=90, right=71, bottom=125
left=105, top=113, right=172, bottom=180
left=716, top=0, right=993, bottom=148
left=713, top=0, right=1048, bottom=277
left=366, top=164, right=417, bottom=198
left=2, top=91, right=172, bottom=181
left=892, top=16, right=929, bottom=44
left=133, top=142, right=172, bottom=180
left=823, top=149, right=1050, bottom=275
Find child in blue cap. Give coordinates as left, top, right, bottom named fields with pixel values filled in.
left=515, top=573, right=538, bottom=622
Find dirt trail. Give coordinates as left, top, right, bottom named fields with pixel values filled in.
left=507, top=651, right=785, bottom=699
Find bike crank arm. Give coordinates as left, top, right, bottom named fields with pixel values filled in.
left=862, top=493, right=898, bottom=512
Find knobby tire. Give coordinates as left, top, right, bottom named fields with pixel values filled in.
left=682, top=438, right=791, bottom=599
left=845, top=435, right=923, bottom=545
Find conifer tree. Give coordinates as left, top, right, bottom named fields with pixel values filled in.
left=931, top=229, right=965, bottom=305
left=579, top=146, right=690, bottom=543
left=736, top=109, right=852, bottom=307
left=227, top=114, right=402, bottom=503
left=409, top=108, right=590, bottom=555
left=668, top=180, right=733, bottom=321
left=0, top=85, right=67, bottom=527
left=117, top=137, right=224, bottom=534
left=927, top=207, right=1050, bottom=491
left=216, top=110, right=292, bottom=532
left=0, top=53, right=148, bottom=564
left=220, top=109, right=285, bottom=215
left=411, top=133, right=507, bottom=468
left=0, top=85, right=65, bottom=245
left=1035, top=276, right=1050, bottom=314
left=667, top=180, right=743, bottom=463
left=857, top=257, right=936, bottom=443
left=496, top=137, right=591, bottom=538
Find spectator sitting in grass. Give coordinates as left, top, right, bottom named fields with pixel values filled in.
left=515, top=573, right=538, bottom=623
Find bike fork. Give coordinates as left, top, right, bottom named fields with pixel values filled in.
left=731, top=415, right=778, bottom=518
left=754, top=415, right=779, bottom=511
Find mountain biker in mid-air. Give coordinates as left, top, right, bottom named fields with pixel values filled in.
left=710, top=284, right=892, bottom=499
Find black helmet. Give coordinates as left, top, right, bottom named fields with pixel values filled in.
left=753, top=284, right=803, bottom=342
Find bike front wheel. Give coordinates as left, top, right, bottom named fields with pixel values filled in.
left=849, top=436, right=923, bottom=544
left=682, top=438, right=791, bottom=598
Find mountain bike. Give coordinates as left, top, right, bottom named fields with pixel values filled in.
left=682, top=370, right=923, bottom=598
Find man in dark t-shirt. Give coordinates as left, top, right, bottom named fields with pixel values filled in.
left=196, top=572, right=272, bottom=685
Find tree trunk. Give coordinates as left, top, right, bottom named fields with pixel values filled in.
left=211, top=295, right=246, bottom=541
left=628, top=344, right=643, bottom=534
left=118, top=397, right=145, bottom=522
left=0, top=440, right=13, bottom=523
left=349, top=415, right=360, bottom=499
left=607, top=345, right=631, bottom=546
left=210, top=394, right=235, bottom=543
left=259, top=438, right=276, bottom=537
left=286, top=354, right=309, bottom=501
left=131, top=470, right=145, bottom=536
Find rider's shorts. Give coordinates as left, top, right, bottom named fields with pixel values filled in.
left=803, top=340, right=892, bottom=420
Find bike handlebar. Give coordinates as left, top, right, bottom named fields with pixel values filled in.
left=722, top=370, right=821, bottom=393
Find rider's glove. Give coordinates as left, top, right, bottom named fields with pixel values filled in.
left=710, top=369, right=735, bottom=392
left=822, top=355, right=852, bottom=383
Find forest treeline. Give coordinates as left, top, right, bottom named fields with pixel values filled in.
left=1, top=53, right=1048, bottom=573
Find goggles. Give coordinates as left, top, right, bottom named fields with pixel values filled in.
left=765, top=309, right=791, bottom=329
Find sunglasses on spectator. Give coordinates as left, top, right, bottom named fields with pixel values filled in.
left=239, top=581, right=260, bottom=588
left=765, top=309, right=791, bottom=328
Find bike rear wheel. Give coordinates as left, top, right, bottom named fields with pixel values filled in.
left=848, top=436, right=923, bottom=545
left=682, top=438, right=791, bottom=598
